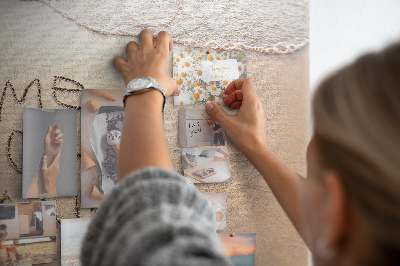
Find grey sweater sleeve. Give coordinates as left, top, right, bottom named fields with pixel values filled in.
left=81, top=167, right=232, bottom=266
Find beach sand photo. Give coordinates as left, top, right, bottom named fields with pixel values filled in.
left=219, top=233, right=257, bottom=266
left=61, top=219, right=91, bottom=266
left=206, top=193, right=227, bottom=231
left=80, top=89, right=124, bottom=208
left=182, top=147, right=230, bottom=183
left=0, top=201, right=57, bottom=265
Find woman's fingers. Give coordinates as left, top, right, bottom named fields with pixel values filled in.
left=171, top=85, right=182, bottom=96
left=223, top=90, right=243, bottom=107
left=225, top=78, right=256, bottom=97
left=56, top=138, right=63, bottom=146
left=113, top=56, right=128, bottom=72
left=52, top=124, right=59, bottom=133
left=139, top=29, right=155, bottom=53
left=55, top=133, right=63, bottom=141
left=155, top=31, right=172, bottom=53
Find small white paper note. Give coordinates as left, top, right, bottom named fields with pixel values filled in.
left=198, top=59, right=239, bottom=82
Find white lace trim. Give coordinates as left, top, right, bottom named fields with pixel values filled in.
left=36, top=0, right=309, bottom=54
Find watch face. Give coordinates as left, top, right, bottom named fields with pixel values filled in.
left=131, top=77, right=151, bottom=90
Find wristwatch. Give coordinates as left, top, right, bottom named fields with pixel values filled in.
left=123, top=77, right=166, bottom=109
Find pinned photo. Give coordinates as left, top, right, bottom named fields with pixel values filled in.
left=61, top=219, right=91, bottom=265
left=179, top=109, right=226, bottom=148
left=81, top=89, right=124, bottom=208
left=206, top=193, right=227, bottom=231
left=22, top=108, right=77, bottom=198
left=219, top=233, right=257, bottom=266
left=0, top=201, right=57, bottom=265
left=173, top=49, right=247, bottom=105
left=182, top=147, right=230, bottom=183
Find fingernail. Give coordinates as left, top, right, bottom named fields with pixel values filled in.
left=206, top=102, right=214, bottom=111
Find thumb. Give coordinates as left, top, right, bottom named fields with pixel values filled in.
left=205, top=102, right=231, bottom=127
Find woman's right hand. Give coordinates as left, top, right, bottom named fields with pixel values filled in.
left=205, top=78, right=267, bottom=155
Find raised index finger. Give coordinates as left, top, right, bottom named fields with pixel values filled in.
left=51, top=124, right=59, bottom=133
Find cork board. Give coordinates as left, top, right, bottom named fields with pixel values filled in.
left=0, top=1, right=309, bottom=265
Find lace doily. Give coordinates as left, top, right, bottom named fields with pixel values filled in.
left=36, top=0, right=309, bottom=54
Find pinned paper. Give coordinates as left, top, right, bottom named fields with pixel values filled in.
left=173, top=49, right=247, bottom=106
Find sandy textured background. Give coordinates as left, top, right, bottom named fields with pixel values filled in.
left=0, top=0, right=309, bottom=265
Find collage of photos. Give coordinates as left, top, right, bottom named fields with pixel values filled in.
left=173, top=49, right=247, bottom=106
left=0, top=201, right=57, bottom=265
left=22, top=108, right=77, bottom=198
left=61, top=219, right=91, bottom=265
left=80, top=89, right=124, bottom=208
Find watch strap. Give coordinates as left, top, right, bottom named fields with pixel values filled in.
left=123, top=77, right=166, bottom=110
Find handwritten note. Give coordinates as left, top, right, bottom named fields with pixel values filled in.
left=198, top=59, right=239, bottom=82
left=188, top=121, right=202, bottom=137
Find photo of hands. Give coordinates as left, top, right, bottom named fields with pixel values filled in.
left=22, top=108, right=77, bottom=198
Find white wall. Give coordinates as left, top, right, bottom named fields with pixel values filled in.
left=308, top=1, right=400, bottom=264
left=310, top=0, right=400, bottom=93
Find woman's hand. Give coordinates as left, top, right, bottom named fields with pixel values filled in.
left=113, top=29, right=180, bottom=96
left=41, top=152, right=61, bottom=197
left=43, top=124, right=63, bottom=166
left=205, top=78, right=267, bottom=155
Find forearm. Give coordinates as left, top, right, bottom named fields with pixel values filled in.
left=242, top=142, right=305, bottom=239
left=182, top=155, right=191, bottom=164
left=118, top=91, right=172, bottom=181
left=26, top=157, right=45, bottom=198
left=26, top=169, right=41, bottom=198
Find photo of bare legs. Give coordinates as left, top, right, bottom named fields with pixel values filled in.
left=26, top=124, right=63, bottom=198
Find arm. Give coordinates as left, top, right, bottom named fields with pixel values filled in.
left=201, top=113, right=212, bottom=129
left=205, top=78, right=306, bottom=242
left=26, top=153, right=61, bottom=198
left=216, top=147, right=228, bottom=157
left=113, top=29, right=179, bottom=181
left=26, top=157, right=45, bottom=198
left=26, top=125, right=63, bottom=198
left=182, top=154, right=196, bottom=167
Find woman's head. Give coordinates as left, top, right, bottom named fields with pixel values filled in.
left=304, top=43, right=400, bottom=265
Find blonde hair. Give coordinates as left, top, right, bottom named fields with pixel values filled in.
left=312, top=43, right=400, bottom=264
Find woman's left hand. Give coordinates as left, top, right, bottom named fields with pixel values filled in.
left=113, top=29, right=180, bottom=97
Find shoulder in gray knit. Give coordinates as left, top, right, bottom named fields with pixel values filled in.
left=81, top=167, right=232, bottom=266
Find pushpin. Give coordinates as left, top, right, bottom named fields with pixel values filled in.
left=230, top=232, right=235, bottom=237
left=206, top=49, right=211, bottom=54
